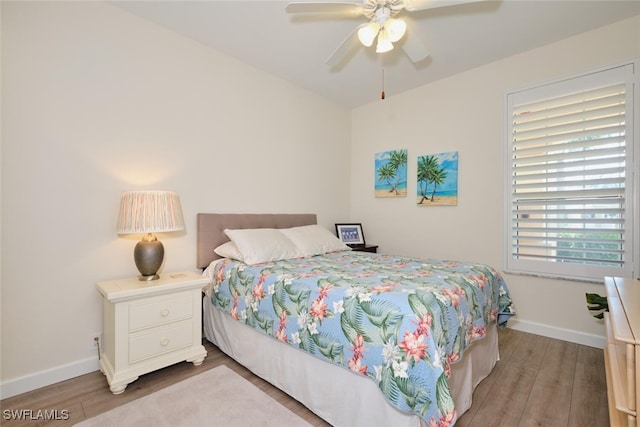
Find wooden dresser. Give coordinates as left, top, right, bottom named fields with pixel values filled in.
left=604, top=276, right=640, bottom=427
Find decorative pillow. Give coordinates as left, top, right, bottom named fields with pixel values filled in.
left=279, top=224, right=351, bottom=257
left=223, top=228, right=303, bottom=265
left=214, top=241, right=245, bottom=262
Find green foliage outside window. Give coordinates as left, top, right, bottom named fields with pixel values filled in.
left=556, top=232, right=623, bottom=266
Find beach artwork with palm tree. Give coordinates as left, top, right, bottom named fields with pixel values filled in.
left=375, top=149, right=407, bottom=197
left=417, top=151, right=458, bottom=206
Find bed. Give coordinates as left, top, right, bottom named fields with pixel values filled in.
left=197, top=213, right=514, bottom=427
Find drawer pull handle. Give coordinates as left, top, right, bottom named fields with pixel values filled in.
left=160, top=309, right=170, bottom=317
left=160, top=338, right=169, bottom=346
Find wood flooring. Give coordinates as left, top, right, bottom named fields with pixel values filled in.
left=1, top=328, right=609, bottom=427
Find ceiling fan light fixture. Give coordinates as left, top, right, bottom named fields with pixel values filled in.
left=357, top=22, right=380, bottom=47
left=374, top=6, right=392, bottom=24
left=385, top=18, right=406, bottom=42
left=376, top=31, right=394, bottom=53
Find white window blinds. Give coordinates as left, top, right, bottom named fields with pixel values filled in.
left=506, top=63, right=637, bottom=281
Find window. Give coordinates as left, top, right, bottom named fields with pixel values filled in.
left=505, top=62, right=638, bottom=282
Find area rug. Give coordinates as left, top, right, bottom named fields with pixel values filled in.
left=74, top=366, right=313, bottom=427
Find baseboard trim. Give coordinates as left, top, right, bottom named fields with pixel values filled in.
left=508, top=318, right=606, bottom=349
left=1, top=357, right=100, bottom=400
left=0, top=320, right=605, bottom=399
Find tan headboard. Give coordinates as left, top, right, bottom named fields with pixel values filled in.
left=196, top=213, right=317, bottom=269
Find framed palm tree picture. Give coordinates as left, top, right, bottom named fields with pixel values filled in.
left=375, top=149, right=407, bottom=197
left=417, top=151, right=458, bottom=206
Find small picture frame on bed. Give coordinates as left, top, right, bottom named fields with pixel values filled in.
left=335, top=223, right=366, bottom=246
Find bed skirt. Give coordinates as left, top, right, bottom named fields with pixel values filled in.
left=203, top=288, right=499, bottom=427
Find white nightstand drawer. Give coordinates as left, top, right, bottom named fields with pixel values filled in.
left=129, top=322, right=193, bottom=363
left=129, top=292, right=192, bottom=331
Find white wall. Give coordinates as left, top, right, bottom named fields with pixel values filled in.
left=2, top=0, right=638, bottom=399
left=0, top=1, right=350, bottom=397
left=351, top=15, right=640, bottom=348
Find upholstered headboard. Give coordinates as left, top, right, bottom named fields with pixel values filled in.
left=196, top=213, right=317, bottom=269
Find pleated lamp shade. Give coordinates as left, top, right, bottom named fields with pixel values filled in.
left=117, top=191, right=184, bottom=234
left=117, top=191, right=184, bottom=280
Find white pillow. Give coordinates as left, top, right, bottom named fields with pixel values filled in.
left=279, top=224, right=351, bottom=257
left=224, top=228, right=303, bottom=265
left=214, top=241, right=245, bottom=262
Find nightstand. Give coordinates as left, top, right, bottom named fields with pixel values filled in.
left=351, top=245, right=378, bottom=253
left=96, top=271, right=209, bottom=394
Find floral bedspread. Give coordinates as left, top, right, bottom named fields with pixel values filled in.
left=206, top=251, right=514, bottom=426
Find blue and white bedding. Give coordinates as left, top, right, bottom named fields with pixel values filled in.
left=205, top=251, right=514, bottom=426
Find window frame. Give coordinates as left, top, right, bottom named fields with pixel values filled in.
left=504, top=60, right=639, bottom=282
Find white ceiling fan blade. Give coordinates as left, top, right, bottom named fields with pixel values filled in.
left=399, top=15, right=429, bottom=63
left=286, top=2, right=363, bottom=15
left=403, top=0, right=487, bottom=12
left=401, top=31, right=430, bottom=63
left=326, top=24, right=364, bottom=68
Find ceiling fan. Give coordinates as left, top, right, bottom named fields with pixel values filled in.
left=286, top=0, right=487, bottom=67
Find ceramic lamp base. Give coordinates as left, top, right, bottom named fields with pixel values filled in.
left=134, top=233, right=164, bottom=281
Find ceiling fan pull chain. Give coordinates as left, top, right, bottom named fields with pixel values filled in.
left=381, top=68, right=385, bottom=100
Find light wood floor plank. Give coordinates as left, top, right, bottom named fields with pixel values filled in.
left=518, top=338, right=578, bottom=427
left=1, top=329, right=608, bottom=427
left=457, top=333, right=551, bottom=426
left=569, top=345, right=610, bottom=427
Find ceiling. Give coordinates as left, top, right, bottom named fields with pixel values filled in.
left=111, top=0, right=640, bottom=108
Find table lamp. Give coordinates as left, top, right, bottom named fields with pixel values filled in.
left=117, top=190, right=184, bottom=281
